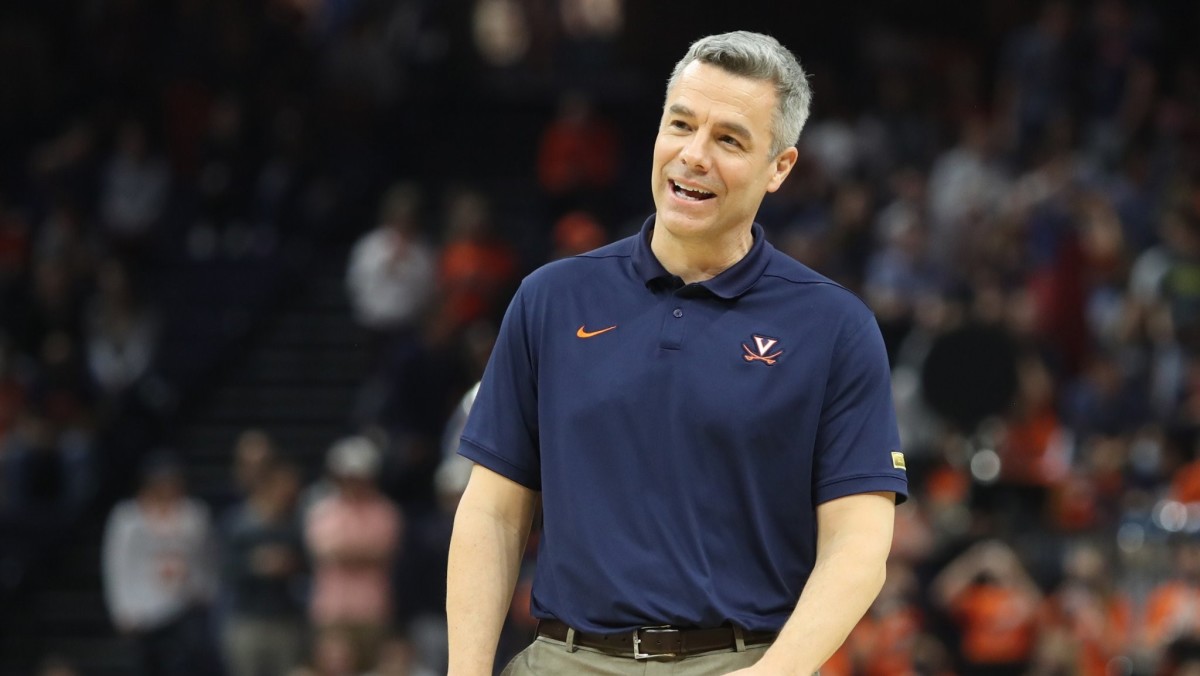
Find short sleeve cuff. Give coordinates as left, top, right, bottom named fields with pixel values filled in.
left=815, top=475, right=909, bottom=505
left=458, top=437, right=542, bottom=490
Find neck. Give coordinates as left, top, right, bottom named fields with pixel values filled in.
left=649, top=221, right=753, bottom=284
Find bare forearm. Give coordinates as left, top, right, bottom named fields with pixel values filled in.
left=750, top=492, right=895, bottom=676
left=756, top=542, right=886, bottom=675
left=447, top=490, right=534, bottom=675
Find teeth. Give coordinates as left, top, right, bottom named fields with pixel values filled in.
left=675, top=181, right=712, bottom=194
left=672, top=180, right=714, bottom=199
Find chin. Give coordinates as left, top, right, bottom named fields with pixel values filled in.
left=657, top=212, right=715, bottom=239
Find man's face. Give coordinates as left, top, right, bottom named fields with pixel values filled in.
left=651, top=61, right=797, bottom=244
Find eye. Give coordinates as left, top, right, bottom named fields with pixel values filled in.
left=669, top=120, right=690, bottom=131
left=720, top=135, right=743, bottom=148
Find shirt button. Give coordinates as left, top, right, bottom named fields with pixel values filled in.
left=673, top=308, right=683, bottom=318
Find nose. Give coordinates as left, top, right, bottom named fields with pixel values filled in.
left=679, top=134, right=710, bottom=171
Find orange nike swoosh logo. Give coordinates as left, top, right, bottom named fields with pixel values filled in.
left=576, top=324, right=617, bottom=338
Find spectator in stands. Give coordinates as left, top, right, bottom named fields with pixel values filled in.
left=14, top=258, right=86, bottom=358
left=84, top=258, right=159, bottom=398
left=430, top=188, right=517, bottom=343
left=556, top=0, right=623, bottom=78
left=995, top=0, right=1075, bottom=161
left=845, top=561, right=932, bottom=676
left=933, top=539, right=1043, bottom=675
left=863, top=201, right=941, bottom=332
left=993, top=351, right=1068, bottom=524
left=101, top=452, right=221, bottom=676
left=549, top=210, right=607, bottom=260
left=27, top=330, right=94, bottom=438
left=1141, top=537, right=1200, bottom=667
left=306, top=436, right=403, bottom=672
left=33, top=197, right=98, bottom=284
left=1159, top=203, right=1200, bottom=354
left=345, top=184, right=448, bottom=443
left=98, top=119, right=170, bottom=260
left=204, top=428, right=282, bottom=518
left=231, top=429, right=278, bottom=498
left=1033, top=542, right=1131, bottom=676
left=535, top=92, right=619, bottom=216
left=0, top=409, right=95, bottom=527
left=192, top=94, right=257, bottom=259
left=1127, top=206, right=1196, bottom=418
left=926, top=113, right=1010, bottom=272
left=220, top=460, right=308, bottom=676
left=345, top=182, right=436, bottom=338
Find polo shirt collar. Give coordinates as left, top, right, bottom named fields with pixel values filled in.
left=631, top=215, right=771, bottom=299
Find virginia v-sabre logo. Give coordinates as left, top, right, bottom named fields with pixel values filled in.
left=742, top=335, right=783, bottom=365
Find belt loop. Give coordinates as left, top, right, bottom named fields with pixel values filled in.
left=565, top=627, right=578, bottom=653
left=732, top=626, right=746, bottom=653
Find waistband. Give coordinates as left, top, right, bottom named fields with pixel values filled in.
left=536, top=619, right=776, bottom=659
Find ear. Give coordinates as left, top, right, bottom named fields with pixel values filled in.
left=765, top=146, right=799, bottom=193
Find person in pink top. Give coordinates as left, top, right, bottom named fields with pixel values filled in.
left=305, top=436, right=404, bottom=673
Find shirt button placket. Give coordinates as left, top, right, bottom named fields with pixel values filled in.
left=660, top=304, right=686, bottom=350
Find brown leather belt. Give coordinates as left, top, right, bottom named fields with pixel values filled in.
left=536, top=619, right=776, bottom=659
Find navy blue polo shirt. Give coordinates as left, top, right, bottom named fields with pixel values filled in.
left=459, top=216, right=907, bottom=634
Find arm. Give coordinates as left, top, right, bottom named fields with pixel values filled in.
left=447, top=464, right=539, bottom=676
left=931, top=543, right=987, bottom=609
left=731, top=491, right=895, bottom=676
left=932, top=540, right=1040, bottom=610
left=101, top=506, right=138, bottom=632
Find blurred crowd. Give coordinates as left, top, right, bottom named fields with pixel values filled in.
left=5, top=0, right=1200, bottom=674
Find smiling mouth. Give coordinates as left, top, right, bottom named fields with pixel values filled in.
left=670, top=179, right=716, bottom=201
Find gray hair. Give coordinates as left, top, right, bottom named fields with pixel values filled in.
left=666, top=31, right=812, bottom=158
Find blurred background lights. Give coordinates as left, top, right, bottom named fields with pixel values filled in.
left=1117, top=523, right=1145, bottom=553
left=969, top=448, right=1001, bottom=484
left=1153, top=499, right=1188, bottom=532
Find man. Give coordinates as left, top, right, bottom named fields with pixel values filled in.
left=219, top=461, right=307, bottom=676
left=448, top=31, right=907, bottom=676
left=306, top=436, right=404, bottom=671
left=102, top=453, right=221, bottom=676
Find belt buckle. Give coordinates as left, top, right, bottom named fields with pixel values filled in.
left=632, top=625, right=679, bottom=660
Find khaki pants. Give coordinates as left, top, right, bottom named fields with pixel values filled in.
left=221, top=617, right=306, bottom=676
left=501, top=635, right=771, bottom=676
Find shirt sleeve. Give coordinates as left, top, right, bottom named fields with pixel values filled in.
left=101, top=504, right=137, bottom=625
left=813, top=314, right=909, bottom=504
left=458, top=282, right=542, bottom=489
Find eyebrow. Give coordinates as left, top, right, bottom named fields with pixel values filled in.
left=667, top=104, right=754, bottom=143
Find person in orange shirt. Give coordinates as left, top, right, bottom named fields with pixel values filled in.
left=1169, top=433, right=1200, bottom=504
left=1142, top=537, right=1200, bottom=669
left=432, top=189, right=518, bottom=342
left=848, top=561, right=926, bottom=676
left=536, top=92, right=619, bottom=198
left=1034, top=543, right=1131, bottom=676
left=933, top=539, right=1042, bottom=676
